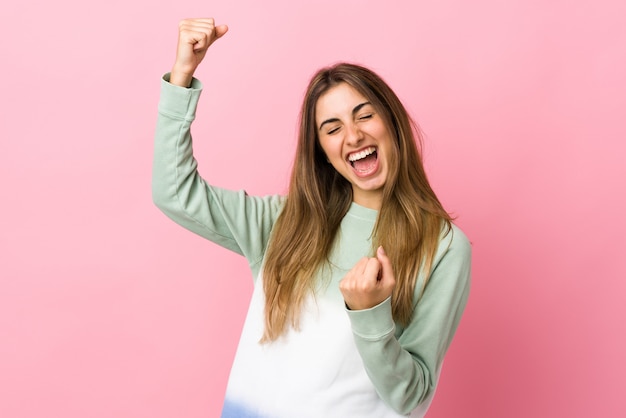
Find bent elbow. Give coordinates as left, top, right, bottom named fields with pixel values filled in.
left=386, top=368, right=436, bottom=415
left=151, top=180, right=176, bottom=216
left=390, top=388, right=433, bottom=416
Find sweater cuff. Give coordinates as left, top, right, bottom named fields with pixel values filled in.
left=158, top=73, right=203, bottom=120
left=346, top=297, right=395, bottom=341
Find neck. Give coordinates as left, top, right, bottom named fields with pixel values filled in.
left=352, top=192, right=382, bottom=210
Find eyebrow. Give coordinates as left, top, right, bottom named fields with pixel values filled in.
left=318, top=102, right=371, bottom=131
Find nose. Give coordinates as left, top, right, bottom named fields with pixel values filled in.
left=345, top=122, right=364, bottom=146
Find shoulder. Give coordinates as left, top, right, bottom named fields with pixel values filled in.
left=431, top=222, right=472, bottom=273
left=444, top=223, right=471, bottom=254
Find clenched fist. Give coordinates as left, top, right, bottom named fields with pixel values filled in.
left=339, top=246, right=396, bottom=311
left=170, top=18, right=228, bottom=87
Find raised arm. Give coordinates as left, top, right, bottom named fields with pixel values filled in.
left=152, top=19, right=283, bottom=276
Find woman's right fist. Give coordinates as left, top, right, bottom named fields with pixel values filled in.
left=170, top=18, right=228, bottom=87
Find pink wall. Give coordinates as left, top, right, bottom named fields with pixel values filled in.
left=1, top=1, right=625, bottom=417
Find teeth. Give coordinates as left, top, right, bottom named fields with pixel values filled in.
left=348, top=146, right=376, bottom=162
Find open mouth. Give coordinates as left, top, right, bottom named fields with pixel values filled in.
left=348, top=146, right=378, bottom=172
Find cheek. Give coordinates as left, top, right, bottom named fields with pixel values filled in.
left=319, top=139, right=339, bottom=159
left=366, top=120, right=390, bottom=139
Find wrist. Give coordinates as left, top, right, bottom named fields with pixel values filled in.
left=169, top=66, right=195, bottom=88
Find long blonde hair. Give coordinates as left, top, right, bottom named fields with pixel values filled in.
left=261, top=63, right=451, bottom=342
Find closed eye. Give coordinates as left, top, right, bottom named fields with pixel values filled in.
left=327, top=126, right=341, bottom=135
left=358, top=113, right=373, bottom=120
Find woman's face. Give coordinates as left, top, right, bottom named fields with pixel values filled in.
left=315, top=82, right=393, bottom=210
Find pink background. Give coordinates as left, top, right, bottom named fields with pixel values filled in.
left=1, top=1, right=625, bottom=417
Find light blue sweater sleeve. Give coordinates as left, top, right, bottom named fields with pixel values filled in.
left=152, top=75, right=285, bottom=278
left=346, top=225, right=471, bottom=414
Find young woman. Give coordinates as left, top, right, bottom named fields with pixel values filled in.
left=153, top=18, right=471, bottom=418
